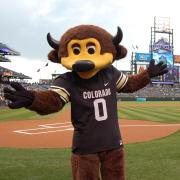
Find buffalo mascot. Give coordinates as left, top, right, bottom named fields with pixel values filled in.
left=3, top=25, right=168, bottom=180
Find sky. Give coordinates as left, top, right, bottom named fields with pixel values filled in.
left=0, top=0, right=180, bottom=82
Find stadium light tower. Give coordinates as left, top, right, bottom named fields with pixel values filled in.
left=150, top=16, right=173, bottom=56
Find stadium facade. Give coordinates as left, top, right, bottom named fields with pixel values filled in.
left=0, top=42, right=31, bottom=81
left=118, top=17, right=180, bottom=101
left=131, top=16, right=180, bottom=85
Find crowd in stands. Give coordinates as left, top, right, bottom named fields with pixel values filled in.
left=0, top=84, right=7, bottom=106
left=0, top=81, right=51, bottom=107
left=22, top=82, right=51, bottom=91
left=1, top=80, right=180, bottom=107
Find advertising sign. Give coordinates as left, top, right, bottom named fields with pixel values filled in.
left=174, top=55, right=180, bottom=63
left=136, top=64, right=148, bottom=74
left=135, top=53, right=152, bottom=62
left=164, top=66, right=179, bottom=83
left=152, top=37, right=173, bottom=53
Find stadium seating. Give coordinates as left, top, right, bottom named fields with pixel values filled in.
left=118, top=83, right=180, bottom=98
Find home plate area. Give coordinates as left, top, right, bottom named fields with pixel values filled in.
left=0, top=119, right=180, bottom=148
left=14, top=122, right=73, bottom=135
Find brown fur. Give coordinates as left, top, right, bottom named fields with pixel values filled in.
left=71, top=148, right=125, bottom=180
left=48, top=25, right=127, bottom=63
left=121, top=70, right=151, bottom=93
left=48, top=50, right=59, bottom=63
left=59, top=25, right=116, bottom=58
left=28, top=90, right=65, bottom=115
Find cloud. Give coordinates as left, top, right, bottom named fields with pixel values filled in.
left=0, top=0, right=180, bottom=81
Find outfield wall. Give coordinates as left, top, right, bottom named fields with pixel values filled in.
left=117, top=97, right=180, bottom=101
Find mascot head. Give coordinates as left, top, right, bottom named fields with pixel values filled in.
left=47, top=25, right=127, bottom=79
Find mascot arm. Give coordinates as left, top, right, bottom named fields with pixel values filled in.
left=3, top=82, right=65, bottom=115
left=120, top=70, right=150, bottom=93
left=120, top=59, right=168, bottom=93
left=28, top=90, right=65, bottom=115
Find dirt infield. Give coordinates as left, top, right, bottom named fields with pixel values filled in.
left=0, top=109, right=180, bottom=148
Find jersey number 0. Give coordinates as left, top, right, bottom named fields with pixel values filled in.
left=93, top=98, right=108, bottom=121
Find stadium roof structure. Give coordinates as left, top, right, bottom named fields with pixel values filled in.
left=0, top=42, right=20, bottom=56
left=0, top=66, right=31, bottom=80
left=0, top=42, right=30, bottom=79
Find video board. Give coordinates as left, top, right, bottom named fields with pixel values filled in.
left=136, top=64, right=179, bottom=84
left=152, top=52, right=173, bottom=66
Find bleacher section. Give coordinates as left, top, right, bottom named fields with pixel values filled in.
left=0, top=42, right=32, bottom=106
left=118, top=83, right=180, bottom=99
left=0, top=66, right=31, bottom=80
left=0, top=42, right=31, bottom=80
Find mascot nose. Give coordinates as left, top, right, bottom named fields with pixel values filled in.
left=72, top=60, right=95, bottom=72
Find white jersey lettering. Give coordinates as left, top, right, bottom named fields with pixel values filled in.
left=82, top=88, right=111, bottom=100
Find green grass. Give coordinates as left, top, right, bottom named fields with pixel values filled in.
left=0, top=148, right=72, bottom=180
left=125, top=130, right=180, bottom=180
left=0, top=108, right=52, bottom=121
left=1, top=101, right=180, bottom=123
left=0, top=131, right=180, bottom=180
left=117, top=101, right=180, bottom=123
left=0, top=104, right=70, bottom=122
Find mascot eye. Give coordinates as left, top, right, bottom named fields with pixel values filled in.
left=72, top=44, right=81, bottom=55
left=87, top=44, right=96, bottom=54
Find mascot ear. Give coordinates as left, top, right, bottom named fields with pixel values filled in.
left=113, top=27, right=127, bottom=60
left=115, top=45, right=127, bottom=60
left=47, top=33, right=61, bottom=63
left=48, top=50, right=61, bottom=63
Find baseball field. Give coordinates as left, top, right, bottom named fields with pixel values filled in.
left=0, top=101, right=180, bottom=180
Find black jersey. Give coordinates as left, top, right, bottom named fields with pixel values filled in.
left=50, top=65, right=128, bottom=154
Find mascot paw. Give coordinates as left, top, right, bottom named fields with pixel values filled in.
left=147, top=59, right=168, bottom=78
left=3, top=82, right=34, bottom=109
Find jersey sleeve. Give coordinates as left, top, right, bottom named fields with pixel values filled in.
left=111, top=65, right=128, bottom=91
left=49, top=74, right=71, bottom=103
